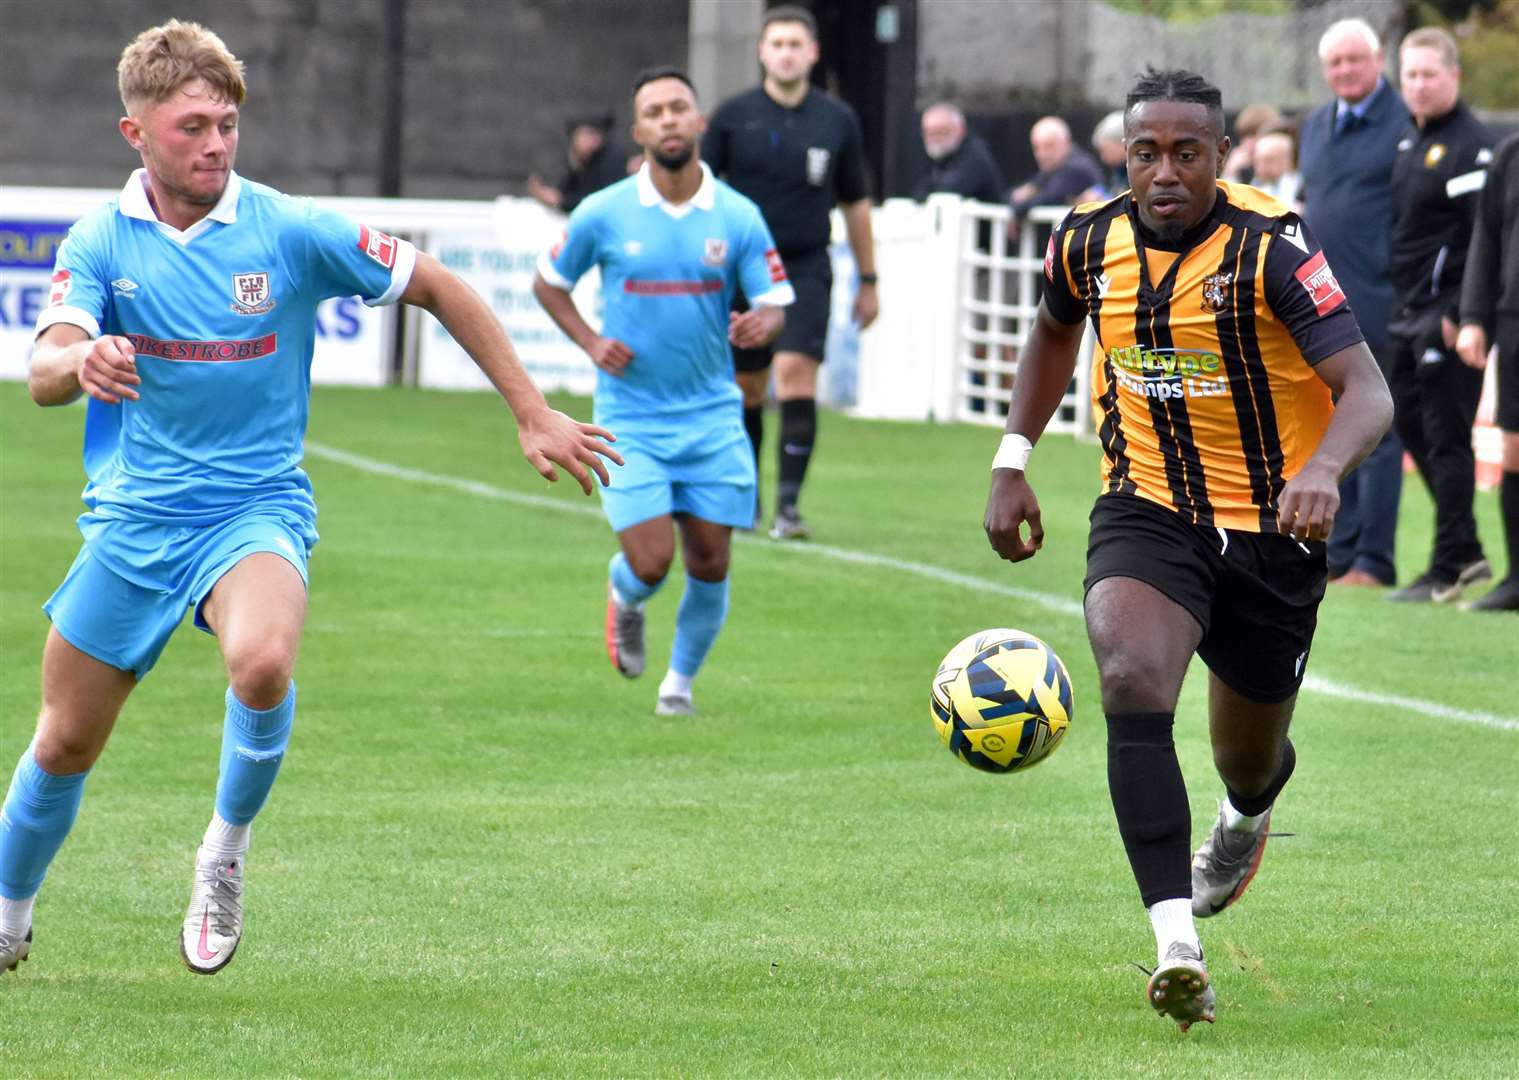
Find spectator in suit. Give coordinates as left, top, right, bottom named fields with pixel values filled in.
left=912, top=103, right=1006, bottom=204
left=1298, top=16, right=1410, bottom=588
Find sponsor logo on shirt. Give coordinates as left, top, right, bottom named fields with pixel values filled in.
left=1044, top=234, right=1056, bottom=282
left=805, top=147, right=831, bottom=187
left=358, top=224, right=398, bottom=269
left=702, top=238, right=728, bottom=267
left=231, top=271, right=275, bottom=314
left=1293, top=250, right=1346, bottom=316
left=764, top=248, right=787, bottom=284
left=623, top=279, right=724, bottom=296
left=48, top=269, right=71, bottom=307
left=111, top=278, right=140, bottom=298
left=125, top=332, right=278, bottom=363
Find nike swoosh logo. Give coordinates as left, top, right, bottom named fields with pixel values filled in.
left=197, top=907, right=220, bottom=962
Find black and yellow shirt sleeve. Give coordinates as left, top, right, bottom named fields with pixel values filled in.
left=1259, top=211, right=1364, bottom=364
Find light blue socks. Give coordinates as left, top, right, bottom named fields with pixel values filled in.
left=610, top=551, right=663, bottom=606
left=670, top=576, right=729, bottom=678
left=0, top=748, right=89, bottom=901
left=215, top=683, right=295, bottom=826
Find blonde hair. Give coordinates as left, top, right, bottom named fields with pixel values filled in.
left=118, top=19, right=246, bottom=111
left=1400, top=27, right=1460, bottom=69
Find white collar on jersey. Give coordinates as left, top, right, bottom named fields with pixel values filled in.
left=635, top=160, right=716, bottom=218
left=118, top=168, right=242, bottom=244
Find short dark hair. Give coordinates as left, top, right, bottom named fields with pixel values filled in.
left=1125, top=68, right=1225, bottom=137
left=631, top=65, right=697, bottom=103
left=762, top=4, right=818, bottom=39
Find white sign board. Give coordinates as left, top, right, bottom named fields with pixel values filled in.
left=415, top=198, right=600, bottom=395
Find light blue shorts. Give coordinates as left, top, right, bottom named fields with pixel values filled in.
left=598, top=422, right=757, bottom=533
left=44, top=510, right=314, bottom=678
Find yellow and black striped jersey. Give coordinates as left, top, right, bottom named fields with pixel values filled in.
left=1044, top=181, right=1364, bottom=532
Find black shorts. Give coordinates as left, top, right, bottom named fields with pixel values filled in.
left=1083, top=494, right=1328, bottom=704
left=1497, top=316, right=1519, bottom=431
left=732, top=247, right=833, bottom=373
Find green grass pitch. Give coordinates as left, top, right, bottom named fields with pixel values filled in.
left=1, top=384, right=1515, bottom=1077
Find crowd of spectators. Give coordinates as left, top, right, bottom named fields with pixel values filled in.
left=524, top=15, right=1514, bottom=612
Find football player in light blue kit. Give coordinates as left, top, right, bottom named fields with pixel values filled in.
left=534, top=67, right=794, bottom=715
left=0, top=20, right=620, bottom=977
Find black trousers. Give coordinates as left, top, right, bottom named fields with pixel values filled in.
left=1387, top=311, right=1486, bottom=581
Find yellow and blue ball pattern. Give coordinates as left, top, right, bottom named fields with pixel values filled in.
left=930, top=629, right=1073, bottom=773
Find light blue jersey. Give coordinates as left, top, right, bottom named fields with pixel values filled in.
left=33, top=169, right=416, bottom=671
left=538, top=162, right=793, bottom=437
left=37, top=170, right=415, bottom=586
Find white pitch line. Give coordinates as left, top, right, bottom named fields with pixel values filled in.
left=304, top=442, right=1519, bottom=733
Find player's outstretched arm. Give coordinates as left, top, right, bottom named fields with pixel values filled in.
left=984, top=301, right=1086, bottom=563
left=29, top=323, right=141, bottom=407
left=403, top=253, right=622, bottom=494
left=1276, top=341, right=1393, bottom=541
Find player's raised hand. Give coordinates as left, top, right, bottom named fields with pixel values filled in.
left=517, top=408, right=623, bottom=495
left=1276, top=461, right=1339, bottom=541
left=984, top=470, right=1043, bottom=562
left=587, top=336, right=634, bottom=376
left=77, top=335, right=141, bottom=403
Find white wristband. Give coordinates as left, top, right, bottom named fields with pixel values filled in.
left=991, top=433, right=1033, bottom=473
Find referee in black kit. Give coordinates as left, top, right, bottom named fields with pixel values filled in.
left=703, top=4, right=880, bottom=540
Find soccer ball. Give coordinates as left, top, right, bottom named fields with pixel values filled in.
left=930, top=628, right=1073, bottom=774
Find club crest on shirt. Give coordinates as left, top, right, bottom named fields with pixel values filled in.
left=231, top=271, right=275, bottom=315
left=806, top=147, right=831, bottom=186
left=1424, top=143, right=1446, bottom=168
left=1200, top=271, right=1233, bottom=313
left=702, top=238, right=728, bottom=267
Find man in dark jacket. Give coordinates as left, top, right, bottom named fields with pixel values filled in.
left=1384, top=27, right=1494, bottom=603
left=1456, top=131, right=1519, bottom=611
left=1299, top=17, right=1410, bottom=588
left=912, top=103, right=1006, bottom=204
left=528, top=113, right=629, bottom=215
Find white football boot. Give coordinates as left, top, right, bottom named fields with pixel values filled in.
left=1, top=925, right=32, bottom=973
left=180, top=845, right=245, bottom=975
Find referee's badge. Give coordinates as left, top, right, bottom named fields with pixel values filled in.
left=231, top=271, right=275, bottom=315
left=806, top=146, right=831, bottom=186
left=1200, top=271, right=1233, bottom=314
left=702, top=238, right=728, bottom=267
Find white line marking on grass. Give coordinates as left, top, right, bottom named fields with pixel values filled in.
left=1299, top=674, right=1518, bottom=733
left=305, top=442, right=1518, bottom=733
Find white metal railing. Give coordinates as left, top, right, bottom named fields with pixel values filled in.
left=951, top=199, right=1094, bottom=435
left=850, top=195, right=1093, bottom=439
